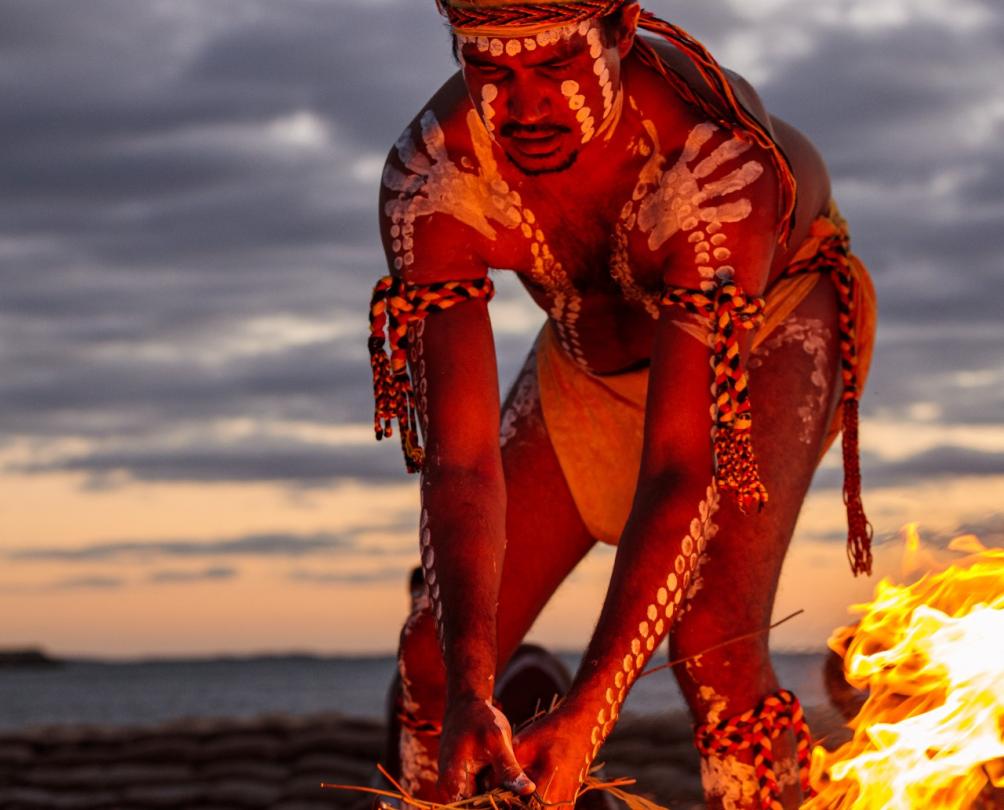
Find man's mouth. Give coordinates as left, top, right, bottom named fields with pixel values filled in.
left=501, top=124, right=570, bottom=157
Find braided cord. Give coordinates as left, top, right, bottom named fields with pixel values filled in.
left=662, top=281, right=767, bottom=514
left=780, top=232, right=873, bottom=576
left=368, top=275, right=496, bottom=473
left=439, top=0, right=624, bottom=33
left=694, top=689, right=815, bottom=809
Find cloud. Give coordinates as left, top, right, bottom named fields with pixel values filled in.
left=7, top=530, right=358, bottom=562
left=148, top=566, right=238, bottom=584
left=48, top=575, right=126, bottom=591
left=11, top=435, right=409, bottom=487
left=287, top=567, right=407, bottom=585
left=814, top=445, right=1004, bottom=491
left=1, top=0, right=1002, bottom=493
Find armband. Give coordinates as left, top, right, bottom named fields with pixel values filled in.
left=368, top=274, right=495, bottom=472
left=662, top=280, right=768, bottom=514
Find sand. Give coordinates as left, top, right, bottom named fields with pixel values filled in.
left=0, top=705, right=858, bottom=809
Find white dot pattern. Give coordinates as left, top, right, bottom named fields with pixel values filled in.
left=577, top=484, right=720, bottom=782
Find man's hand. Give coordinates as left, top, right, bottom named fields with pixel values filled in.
left=513, top=709, right=593, bottom=809
left=438, top=695, right=536, bottom=801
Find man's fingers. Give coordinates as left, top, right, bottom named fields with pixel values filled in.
left=495, top=746, right=536, bottom=796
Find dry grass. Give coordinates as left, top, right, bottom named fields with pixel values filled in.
left=322, top=764, right=670, bottom=810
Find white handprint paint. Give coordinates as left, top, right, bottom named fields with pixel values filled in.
left=636, top=123, right=763, bottom=252
left=384, top=108, right=590, bottom=368
left=612, top=118, right=765, bottom=318
left=383, top=109, right=523, bottom=270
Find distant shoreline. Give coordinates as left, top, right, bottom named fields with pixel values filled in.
left=0, top=647, right=60, bottom=668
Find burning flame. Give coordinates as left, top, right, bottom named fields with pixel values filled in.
left=806, top=528, right=1004, bottom=809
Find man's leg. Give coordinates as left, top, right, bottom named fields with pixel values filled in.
left=395, top=347, right=596, bottom=799
left=669, top=279, right=843, bottom=809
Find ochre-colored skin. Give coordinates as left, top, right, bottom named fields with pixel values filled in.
left=380, top=8, right=838, bottom=809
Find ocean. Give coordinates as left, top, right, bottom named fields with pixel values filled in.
left=0, top=652, right=828, bottom=731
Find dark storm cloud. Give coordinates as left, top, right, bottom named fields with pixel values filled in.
left=2, top=0, right=1002, bottom=488
left=813, top=445, right=1004, bottom=491
left=12, top=435, right=407, bottom=486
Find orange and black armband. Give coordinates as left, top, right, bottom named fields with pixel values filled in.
left=662, top=280, right=768, bottom=514
left=779, top=220, right=873, bottom=575
left=694, top=688, right=815, bottom=808
left=367, top=274, right=495, bottom=473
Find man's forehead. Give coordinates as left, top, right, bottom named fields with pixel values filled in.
left=458, top=22, right=595, bottom=60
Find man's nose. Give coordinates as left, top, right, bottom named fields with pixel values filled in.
left=506, top=76, right=552, bottom=123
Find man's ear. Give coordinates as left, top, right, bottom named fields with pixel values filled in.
left=618, top=2, right=642, bottom=59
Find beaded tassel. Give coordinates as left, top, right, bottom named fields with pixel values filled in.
left=663, top=281, right=768, bottom=514
left=368, top=275, right=496, bottom=473
left=694, top=689, right=815, bottom=809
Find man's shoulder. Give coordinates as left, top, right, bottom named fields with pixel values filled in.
left=627, top=34, right=775, bottom=143
left=381, top=71, right=478, bottom=169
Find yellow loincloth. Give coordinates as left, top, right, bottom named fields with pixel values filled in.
left=535, top=203, right=877, bottom=544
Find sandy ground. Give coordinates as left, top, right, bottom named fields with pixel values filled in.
left=0, top=705, right=858, bottom=809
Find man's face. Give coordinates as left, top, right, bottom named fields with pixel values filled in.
left=459, top=21, right=624, bottom=175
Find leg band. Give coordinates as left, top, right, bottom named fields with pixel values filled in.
left=694, top=688, right=814, bottom=809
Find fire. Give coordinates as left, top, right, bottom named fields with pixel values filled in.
left=805, top=530, right=1004, bottom=809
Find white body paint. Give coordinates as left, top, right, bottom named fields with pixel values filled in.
left=700, top=754, right=759, bottom=810
left=499, top=351, right=541, bottom=448
left=398, top=591, right=440, bottom=795
left=384, top=109, right=589, bottom=367
left=383, top=109, right=523, bottom=272
left=418, top=508, right=445, bottom=650
left=612, top=118, right=765, bottom=320
left=636, top=122, right=763, bottom=258
left=749, top=316, right=833, bottom=445
left=578, top=484, right=720, bottom=782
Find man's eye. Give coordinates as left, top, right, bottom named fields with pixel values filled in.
left=543, top=61, right=573, bottom=73
left=472, top=63, right=506, bottom=77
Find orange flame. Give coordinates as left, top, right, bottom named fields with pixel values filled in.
left=806, top=530, right=1004, bottom=809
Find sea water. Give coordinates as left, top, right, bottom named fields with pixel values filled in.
left=0, top=652, right=827, bottom=731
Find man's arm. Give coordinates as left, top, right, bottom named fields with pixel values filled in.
left=377, top=110, right=534, bottom=800
left=514, top=142, right=780, bottom=804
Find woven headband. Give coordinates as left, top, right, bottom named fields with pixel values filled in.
left=435, top=0, right=798, bottom=243
left=437, top=0, right=628, bottom=37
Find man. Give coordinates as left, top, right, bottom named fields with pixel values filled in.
left=367, top=1, right=876, bottom=807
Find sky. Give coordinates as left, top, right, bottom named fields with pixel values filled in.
left=1, top=0, right=1002, bottom=658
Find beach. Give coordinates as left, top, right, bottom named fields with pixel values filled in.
left=0, top=704, right=854, bottom=809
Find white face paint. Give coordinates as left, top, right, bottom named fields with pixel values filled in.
left=480, top=84, right=498, bottom=133
left=578, top=484, right=720, bottom=783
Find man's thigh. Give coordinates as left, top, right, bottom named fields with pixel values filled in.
left=495, top=346, right=597, bottom=669
left=672, top=278, right=843, bottom=661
